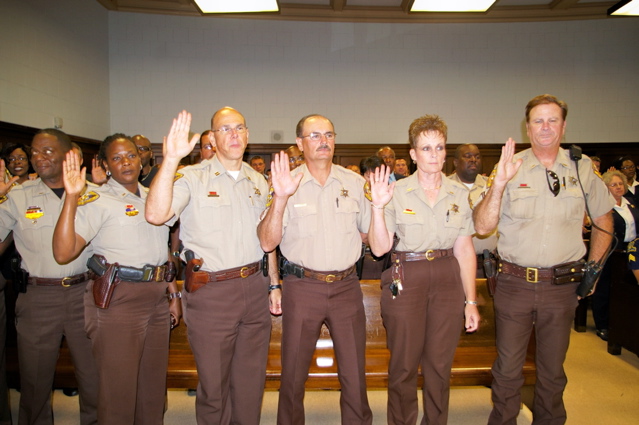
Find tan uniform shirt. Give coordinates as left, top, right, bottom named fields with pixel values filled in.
left=279, top=164, right=370, bottom=272
left=496, top=148, right=614, bottom=268
left=171, top=156, right=269, bottom=272
left=449, top=173, right=498, bottom=254
left=0, top=179, right=92, bottom=277
left=384, top=173, right=474, bottom=252
left=74, top=179, right=174, bottom=268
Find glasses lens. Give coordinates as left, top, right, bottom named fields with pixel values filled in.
left=137, top=146, right=151, bottom=152
left=546, top=170, right=560, bottom=197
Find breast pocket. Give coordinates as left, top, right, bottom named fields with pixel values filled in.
left=18, top=210, right=55, bottom=245
left=396, top=213, right=425, bottom=247
left=288, top=204, right=318, bottom=239
left=195, top=195, right=231, bottom=235
left=559, top=188, right=584, bottom=221
left=116, top=212, right=150, bottom=243
left=509, top=189, right=538, bottom=219
left=336, top=198, right=360, bottom=235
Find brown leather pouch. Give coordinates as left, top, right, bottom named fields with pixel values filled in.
left=92, top=262, right=120, bottom=309
left=164, top=261, right=177, bottom=282
left=552, top=260, right=585, bottom=285
left=184, top=258, right=208, bottom=293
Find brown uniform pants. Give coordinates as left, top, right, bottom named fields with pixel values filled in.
left=15, top=282, right=99, bottom=425
left=183, top=272, right=271, bottom=425
left=488, top=273, right=578, bottom=425
left=381, top=256, right=465, bottom=425
left=277, top=273, right=372, bottom=425
left=84, top=280, right=170, bottom=425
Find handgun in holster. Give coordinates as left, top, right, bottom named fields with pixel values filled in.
left=10, top=257, right=28, bottom=293
left=87, top=255, right=120, bottom=309
left=482, top=249, right=498, bottom=297
left=183, top=249, right=206, bottom=293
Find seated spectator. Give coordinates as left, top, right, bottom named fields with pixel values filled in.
left=394, top=158, right=409, bottom=177
left=2, top=142, right=34, bottom=185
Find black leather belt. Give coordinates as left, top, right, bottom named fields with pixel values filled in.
left=28, top=272, right=91, bottom=287
left=87, top=254, right=174, bottom=282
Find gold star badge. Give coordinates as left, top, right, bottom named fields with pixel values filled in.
left=340, top=188, right=349, bottom=198
left=255, top=188, right=261, bottom=196
left=451, top=203, right=459, bottom=213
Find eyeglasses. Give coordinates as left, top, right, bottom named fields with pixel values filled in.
left=546, top=169, right=560, bottom=197
left=212, top=125, right=247, bottom=135
left=289, top=155, right=303, bottom=163
left=7, top=156, right=27, bottom=163
left=300, top=132, right=336, bottom=141
left=620, top=165, right=636, bottom=171
left=202, top=145, right=215, bottom=151
left=136, top=146, right=152, bottom=152
left=608, top=182, right=625, bottom=188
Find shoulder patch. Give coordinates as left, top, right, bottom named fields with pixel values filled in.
left=486, top=166, right=497, bottom=189
left=363, top=181, right=372, bottom=201
left=78, top=191, right=99, bottom=206
left=266, top=186, right=274, bottom=207
left=592, top=162, right=603, bottom=179
left=0, top=195, right=7, bottom=205
left=174, top=172, right=184, bottom=182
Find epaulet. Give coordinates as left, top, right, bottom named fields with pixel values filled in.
left=174, top=172, right=183, bottom=182
left=0, top=195, right=7, bottom=205
left=363, top=181, right=372, bottom=201
left=78, top=191, right=99, bottom=206
left=266, top=186, right=274, bottom=207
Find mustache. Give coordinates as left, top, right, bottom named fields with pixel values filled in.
left=316, top=144, right=331, bottom=151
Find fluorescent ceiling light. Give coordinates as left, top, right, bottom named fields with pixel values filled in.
left=193, top=0, right=279, bottom=14
left=608, top=0, right=639, bottom=16
left=410, top=0, right=497, bottom=12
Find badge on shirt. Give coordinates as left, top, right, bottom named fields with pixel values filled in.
left=569, top=176, right=578, bottom=186
left=340, top=188, right=349, bottom=198
left=77, top=191, right=99, bottom=206
left=125, top=204, right=139, bottom=216
left=25, top=206, right=44, bottom=220
left=402, top=209, right=415, bottom=215
left=450, top=203, right=459, bottom=214
left=208, top=191, right=219, bottom=197
left=254, top=187, right=261, bottom=196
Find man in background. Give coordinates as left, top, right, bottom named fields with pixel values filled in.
left=377, top=146, right=406, bottom=182
left=394, top=158, right=409, bottom=177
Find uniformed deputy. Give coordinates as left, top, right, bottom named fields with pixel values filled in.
left=146, top=109, right=280, bottom=425
left=258, top=114, right=373, bottom=425
left=52, top=135, right=181, bottom=424
left=0, top=128, right=98, bottom=425
left=449, top=143, right=498, bottom=275
left=473, top=94, right=614, bottom=425
left=367, top=115, right=480, bottom=425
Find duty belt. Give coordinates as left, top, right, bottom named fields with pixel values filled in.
left=87, top=254, right=174, bottom=282
left=280, top=258, right=356, bottom=283
left=498, top=260, right=553, bottom=283
left=392, top=248, right=454, bottom=263
left=199, top=261, right=261, bottom=283
left=28, top=272, right=91, bottom=287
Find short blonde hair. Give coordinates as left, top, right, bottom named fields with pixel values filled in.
left=602, top=170, right=628, bottom=195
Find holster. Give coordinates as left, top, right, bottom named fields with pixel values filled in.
left=483, top=249, right=498, bottom=296
left=92, top=262, right=120, bottom=309
left=551, top=259, right=585, bottom=285
left=11, top=257, right=28, bottom=294
left=164, top=260, right=177, bottom=282
left=184, top=258, right=207, bottom=293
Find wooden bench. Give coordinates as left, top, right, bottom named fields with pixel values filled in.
left=6, top=278, right=536, bottom=406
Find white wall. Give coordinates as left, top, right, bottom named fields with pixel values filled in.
left=108, top=15, right=639, bottom=147
left=0, top=0, right=110, bottom=139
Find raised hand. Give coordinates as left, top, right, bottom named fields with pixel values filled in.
left=369, top=164, right=395, bottom=208
left=163, top=110, right=200, bottom=161
left=62, top=151, right=87, bottom=198
left=0, top=160, right=19, bottom=196
left=270, top=151, right=303, bottom=198
left=91, top=156, right=108, bottom=185
left=493, top=138, right=523, bottom=188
